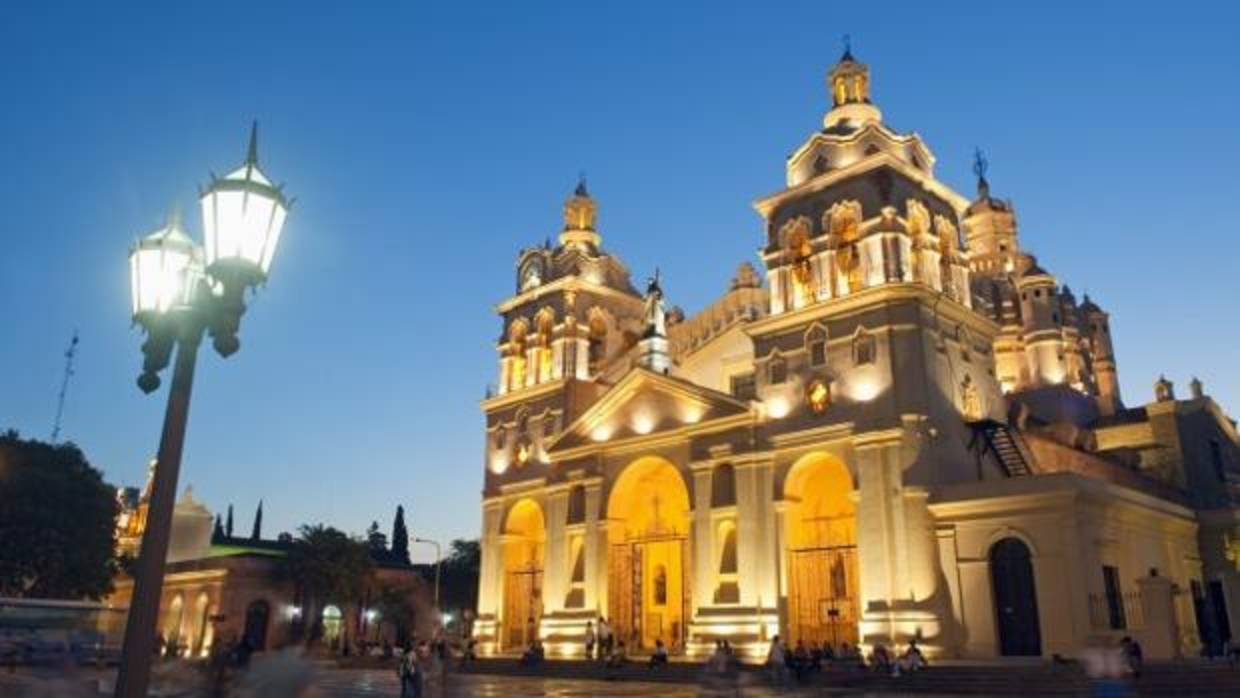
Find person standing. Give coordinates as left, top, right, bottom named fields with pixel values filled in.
left=598, top=617, right=612, bottom=659
left=584, top=620, right=596, bottom=660
left=399, top=646, right=422, bottom=698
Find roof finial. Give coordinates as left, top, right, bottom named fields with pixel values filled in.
left=841, top=34, right=854, bottom=62
left=575, top=170, right=588, bottom=197
left=246, top=120, right=259, bottom=165
left=972, top=147, right=990, bottom=198
left=168, top=202, right=183, bottom=230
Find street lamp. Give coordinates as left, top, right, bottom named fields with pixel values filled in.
left=113, top=123, right=291, bottom=698
left=414, top=537, right=443, bottom=623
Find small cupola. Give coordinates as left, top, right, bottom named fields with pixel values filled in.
left=559, top=176, right=601, bottom=249
left=824, top=37, right=883, bottom=129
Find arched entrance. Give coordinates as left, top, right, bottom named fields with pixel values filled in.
left=607, top=456, right=691, bottom=652
left=502, top=498, right=545, bottom=651
left=784, top=452, right=859, bottom=647
left=321, top=604, right=343, bottom=648
left=244, top=600, right=270, bottom=651
left=164, top=594, right=185, bottom=656
left=990, top=537, right=1041, bottom=656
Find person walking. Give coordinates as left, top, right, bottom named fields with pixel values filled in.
left=584, top=620, right=596, bottom=660
left=398, top=646, right=422, bottom=698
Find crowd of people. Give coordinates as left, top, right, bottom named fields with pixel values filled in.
left=764, top=635, right=925, bottom=682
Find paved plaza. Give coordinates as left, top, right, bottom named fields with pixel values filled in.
left=0, top=666, right=950, bottom=697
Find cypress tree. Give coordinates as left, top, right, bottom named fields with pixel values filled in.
left=226, top=504, right=234, bottom=538
left=391, top=505, right=410, bottom=564
left=251, top=499, right=263, bottom=540
left=212, top=514, right=225, bottom=543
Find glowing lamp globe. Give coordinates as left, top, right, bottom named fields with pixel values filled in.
left=129, top=218, right=202, bottom=325
left=200, top=124, right=288, bottom=288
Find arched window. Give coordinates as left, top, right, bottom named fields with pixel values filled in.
left=243, top=599, right=270, bottom=651
left=588, top=308, right=608, bottom=372
left=535, top=309, right=555, bottom=383
left=852, top=328, right=876, bottom=366
left=508, top=319, right=529, bottom=391
left=566, top=485, right=586, bottom=525
left=711, top=464, right=736, bottom=508
left=193, top=593, right=211, bottom=656
left=164, top=594, right=185, bottom=656
left=806, top=325, right=828, bottom=367
left=768, top=354, right=787, bottom=385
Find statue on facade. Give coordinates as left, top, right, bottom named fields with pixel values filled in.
left=642, top=270, right=666, bottom=339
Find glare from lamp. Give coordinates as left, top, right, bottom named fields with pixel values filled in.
left=766, top=396, right=790, bottom=419
left=850, top=378, right=881, bottom=402
left=591, top=426, right=612, bottom=442
left=633, top=414, right=655, bottom=434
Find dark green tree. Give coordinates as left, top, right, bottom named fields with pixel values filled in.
left=0, top=431, right=118, bottom=599
left=212, top=515, right=225, bottom=542
left=390, top=505, right=410, bottom=564
left=250, top=499, right=263, bottom=540
left=372, top=581, right=418, bottom=646
left=278, top=524, right=373, bottom=643
left=225, top=504, right=234, bottom=538
left=432, top=539, right=480, bottom=616
left=365, top=520, right=388, bottom=558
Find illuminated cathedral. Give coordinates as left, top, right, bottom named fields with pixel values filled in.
left=473, top=48, right=1240, bottom=661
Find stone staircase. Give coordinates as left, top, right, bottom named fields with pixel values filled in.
left=458, top=657, right=1240, bottom=696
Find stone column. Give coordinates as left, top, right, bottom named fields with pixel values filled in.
left=735, top=460, right=772, bottom=607
left=691, top=466, right=714, bottom=607
left=543, top=488, right=569, bottom=614
left=478, top=498, right=505, bottom=619
left=583, top=481, right=604, bottom=613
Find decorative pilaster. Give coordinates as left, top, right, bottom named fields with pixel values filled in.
left=583, top=481, right=604, bottom=612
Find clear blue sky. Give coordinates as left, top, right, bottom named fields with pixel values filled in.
left=3, top=2, right=1238, bottom=559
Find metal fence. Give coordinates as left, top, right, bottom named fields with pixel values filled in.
left=1088, top=591, right=1144, bottom=632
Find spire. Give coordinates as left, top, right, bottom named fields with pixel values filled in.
left=575, top=171, right=589, bottom=197
left=245, top=120, right=259, bottom=166
left=840, top=33, right=854, bottom=62
left=973, top=148, right=990, bottom=199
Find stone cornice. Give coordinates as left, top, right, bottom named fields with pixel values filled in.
left=754, top=151, right=972, bottom=219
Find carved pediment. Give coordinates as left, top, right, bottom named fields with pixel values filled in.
left=548, top=368, right=752, bottom=454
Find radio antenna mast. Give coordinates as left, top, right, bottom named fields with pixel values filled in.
left=51, top=330, right=79, bottom=443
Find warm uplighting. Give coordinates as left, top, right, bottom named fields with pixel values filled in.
left=848, top=376, right=881, bottom=402
left=590, top=426, right=612, bottom=442
left=766, top=396, right=790, bottom=419
left=632, top=414, right=655, bottom=434
left=200, top=124, right=289, bottom=285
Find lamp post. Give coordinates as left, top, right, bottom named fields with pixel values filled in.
left=414, top=537, right=443, bottom=623
left=113, top=124, right=291, bottom=698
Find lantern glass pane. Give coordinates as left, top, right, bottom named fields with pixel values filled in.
left=201, top=163, right=286, bottom=278
left=130, top=243, right=193, bottom=316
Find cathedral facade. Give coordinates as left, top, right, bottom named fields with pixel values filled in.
left=473, top=50, right=1240, bottom=661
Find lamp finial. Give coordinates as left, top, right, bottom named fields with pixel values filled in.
left=246, top=121, right=259, bottom=165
